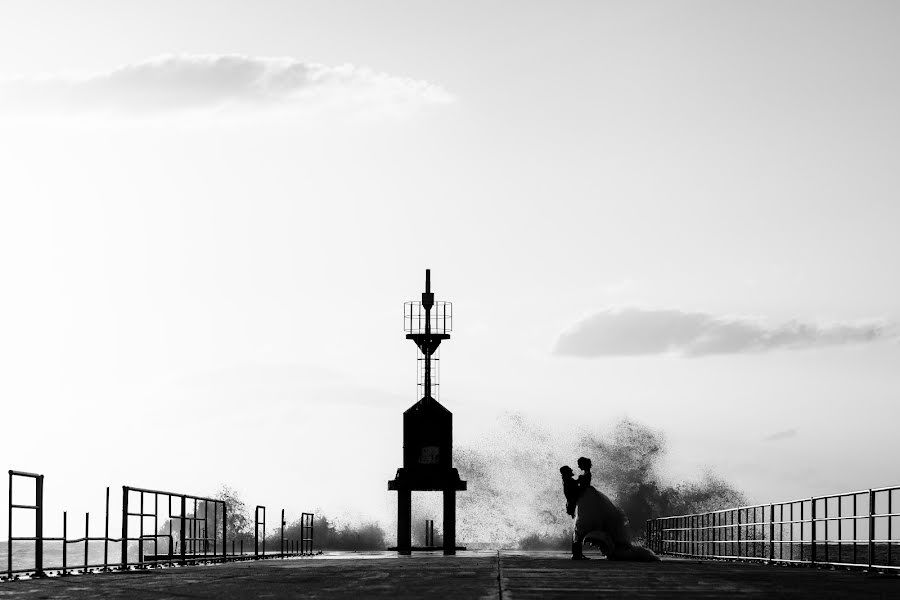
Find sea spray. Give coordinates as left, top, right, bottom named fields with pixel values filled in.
left=454, top=413, right=746, bottom=548
left=193, top=416, right=746, bottom=551
left=582, top=418, right=746, bottom=540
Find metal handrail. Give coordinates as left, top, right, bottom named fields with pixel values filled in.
left=4, top=471, right=316, bottom=582
left=646, top=483, right=900, bottom=571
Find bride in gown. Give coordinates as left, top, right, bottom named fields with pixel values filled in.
left=571, top=457, right=659, bottom=561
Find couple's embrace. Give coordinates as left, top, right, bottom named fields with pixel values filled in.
left=560, top=457, right=659, bottom=562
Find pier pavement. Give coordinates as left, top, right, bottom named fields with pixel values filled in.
left=1, top=550, right=898, bottom=598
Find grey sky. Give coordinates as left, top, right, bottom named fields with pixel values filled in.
left=1, top=0, right=899, bottom=536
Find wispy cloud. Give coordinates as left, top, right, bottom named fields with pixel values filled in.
left=553, top=308, right=895, bottom=357
left=763, top=428, right=799, bottom=442
left=0, top=54, right=454, bottom=119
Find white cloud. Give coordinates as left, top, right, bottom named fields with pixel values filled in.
left=0, top=54, right=454, bottom=119
left=553, top=308, right=896, bottom=357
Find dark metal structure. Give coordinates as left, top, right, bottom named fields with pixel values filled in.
left=4, top=470, right=315, bottom=581
left=388, top=270, right=466, bottom=555
left=646, top=483, right=900, bottom=571
left=300, top=512, right=314, bottom=555
left=424, top=520, right=435, bottom=548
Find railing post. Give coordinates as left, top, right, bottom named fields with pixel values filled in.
left=737, top=510, right=741, bottom=558
left=281, top=509, right=285, bottom=558
left=35, top=475, right=45, bottom=578
left=691, top=515, right=696, bottom=558
left=121, top=487, right=128, bottom=571
left=180, top=496, right=187, bottom=563
left=104, top=487, right=110, bottom=571
left=62, top=511, right=67, bottom=576
left=810, top=498, right=816, bottom=565
left=223, top=502, right=227, bottom=562
left=6, top=471, right=11, bottom=581
left=868, top=489, right=875, bottom=569
left=713, top=512, right=718, bottom=557
left=84, top=512, right=89, bottom=574
left=768, top=504, right=775, bottom=563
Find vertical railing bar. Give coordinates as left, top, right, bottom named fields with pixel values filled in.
left=676, top=516, right=680, bottom=556
left=685, top=515, right=696, bottom=556
left=121, top=487, right=128, bottom=571
left=62, top=511, right=67, bottom=577
left=693, top=514, right=697, bottom=558
left=801, top=500, right=806, bottom=562
left=179, top=496, right=186, bottom=564
left=7, top=471, right=12, bottom=581
left=193, top=498, right=198, bottom=556
left=84, top=512, right=89, bottom=574
left=222, top=500, right=227, bottom=562
left=36, top=475, right=44, bottom=578
left=139, top=491, right=144, bottom=568
left=204, top=500, right=209, bottom=557
left=789, top=502, right=794, bottom=561
left=888, top=490, right=893, bottom=567
left=811, top=497, right=817, bottom=566
left=768, top=504, right=775, bottom=563
left=868, top=489, right=875, bottom=569
left=154, top=494, right=159, bottom=562
left=853, top=493, right=858, bottom=564
left=103, top=487, right=109, bottom=571
left=838, top=496, right=843, bottom=564
left=213, top=502, right=218, bottom=558
left=167, top=495, right=173, bottom=561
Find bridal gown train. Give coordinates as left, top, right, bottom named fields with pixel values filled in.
left=574, top=486, right=660, bottom=561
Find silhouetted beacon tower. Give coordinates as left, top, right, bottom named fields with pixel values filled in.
left=388, top=269, right=467, bottom=555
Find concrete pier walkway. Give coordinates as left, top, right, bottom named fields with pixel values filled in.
left=2, top=551, right=898, bottom=598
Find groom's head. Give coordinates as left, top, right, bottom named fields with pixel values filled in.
left=577, top=457, right=592, bottom=470
left=560, top=465, right=574, bottom=478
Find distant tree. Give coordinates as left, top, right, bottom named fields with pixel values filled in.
left=278, top=514, right=386, bottom=550
left=215, top=484, right=253, bottom=542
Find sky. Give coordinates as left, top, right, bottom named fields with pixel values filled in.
left=1, top=1, right=899, bottom=538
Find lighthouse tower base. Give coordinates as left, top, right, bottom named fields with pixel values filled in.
left=388, top=468, right=467, bottom=555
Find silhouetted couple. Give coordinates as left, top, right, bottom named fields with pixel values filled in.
left=560, top=457, right=659, bottom=562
